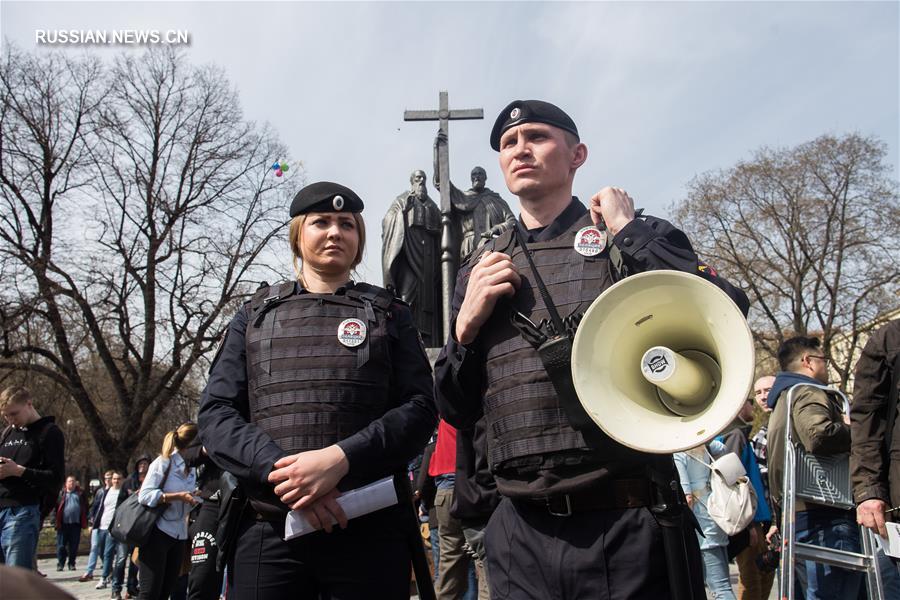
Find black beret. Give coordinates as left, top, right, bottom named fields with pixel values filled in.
left=489, top=100, right=579, bottom=151
left=289, top=181, right=364, bottom=218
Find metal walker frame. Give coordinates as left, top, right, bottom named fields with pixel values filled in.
left=779, top=383, right=884, bottom=600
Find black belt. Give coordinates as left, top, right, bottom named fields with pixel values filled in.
left=515, top=478, right=653, bottom=517
left=248, top=499, right=287, bottom=522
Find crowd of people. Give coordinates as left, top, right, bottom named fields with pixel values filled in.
left=0, top=97, right=898, bottom=600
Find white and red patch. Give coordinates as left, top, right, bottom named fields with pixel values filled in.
left=573, top=226, right=607, bottom=257
left=337, top=318, right=367, bottom=347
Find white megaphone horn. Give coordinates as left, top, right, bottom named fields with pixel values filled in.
left=571, top=270, right=754, bottom=454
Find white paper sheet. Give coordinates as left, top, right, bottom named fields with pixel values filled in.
left=882, top=522, right=900, bottom=558
left=283, top=476, right=399, bottom=540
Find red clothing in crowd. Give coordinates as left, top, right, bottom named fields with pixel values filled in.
left=428, top=419, right=457, bottom=477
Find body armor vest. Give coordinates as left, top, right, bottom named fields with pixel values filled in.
left=244, top=282, right=394, bottom=455
left=478, top=214, right=624, bottom=474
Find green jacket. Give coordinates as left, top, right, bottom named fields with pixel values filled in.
left=768, top=381, right=850, bottom=513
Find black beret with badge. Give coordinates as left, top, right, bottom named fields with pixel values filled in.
left=489, top=100, right=580, bottom=151
left=289, top=181, right=364, bottom=217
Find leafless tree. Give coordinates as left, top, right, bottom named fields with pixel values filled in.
left=0, top=46, right=301, bottom=469
left=672, top=134, right=900, bottom=392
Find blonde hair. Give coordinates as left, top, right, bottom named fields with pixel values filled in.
left=288, top=213, right=366, bottom=284
left=161, top=422, right=198, bottom=459
left=0, top=386, right=32, bottom=411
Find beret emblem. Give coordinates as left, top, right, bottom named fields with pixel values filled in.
left=510, top=107, right=521, bottom=119
left=333, top=195, right=344, bottom=210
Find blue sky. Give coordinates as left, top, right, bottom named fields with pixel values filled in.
left=3, top=1, right=898, bottom=283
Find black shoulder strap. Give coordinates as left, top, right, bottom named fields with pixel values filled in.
left=507, top=225, right=599, bottom=434
left=460, top=221, right=517, bottom=270
left=883, top=350, right=900, bottom=457
left=346, top=283, right=394, bottom=312
left=493, top=224, right=517, bottom=256
left=511, top=225, right=566, bottom=336
left=249, top=281, right=298, bottom=327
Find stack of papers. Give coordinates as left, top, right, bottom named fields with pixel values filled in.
left=283, top=477, right=399, bottom=540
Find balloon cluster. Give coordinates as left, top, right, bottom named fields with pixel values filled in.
left=271, top=160, right=291, bottom=177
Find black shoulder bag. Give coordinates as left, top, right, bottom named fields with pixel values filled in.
left=110, top=458, right=173, bottom=545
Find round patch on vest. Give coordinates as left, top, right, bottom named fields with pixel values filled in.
left=573, top=226, right=607, bottom=257
left=337, top=318, right=367, bottom=347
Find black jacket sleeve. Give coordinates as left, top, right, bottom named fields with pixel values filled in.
left=198, top=307, right=286, bottom=495
left=335, top=303, right=438, bottom=483
left=21, top=423, right=65, bottom=495
left=613, top=217, right=751, bottom=316
left=433, top=262, right=486, bottom=430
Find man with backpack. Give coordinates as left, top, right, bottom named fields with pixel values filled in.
left=0, top=385, right=66, bottom=569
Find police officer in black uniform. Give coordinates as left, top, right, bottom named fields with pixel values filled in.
left=434, top=100, right=751, bottom=600
left=198, top=181, right=437, bottom=599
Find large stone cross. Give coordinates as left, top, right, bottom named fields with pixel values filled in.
left=404, top=91, right=483, bottom=338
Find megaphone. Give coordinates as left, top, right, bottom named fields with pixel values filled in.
left=571, top=270, right=754, bottom=454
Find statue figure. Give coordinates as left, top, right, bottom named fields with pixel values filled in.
left=382, top=170, right=442, bottom=346
left=434, top=132, right=515, bottom=261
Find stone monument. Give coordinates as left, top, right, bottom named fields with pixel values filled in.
left=381, top=170, right=442, bottom=347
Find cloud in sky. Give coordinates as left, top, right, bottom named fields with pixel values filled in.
left=2, top=1, right=897, bottom=284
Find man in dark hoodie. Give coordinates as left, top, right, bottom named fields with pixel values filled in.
left=766, top=336, right=861, bottom=600
left=0, top=385, right=66, bottom=569
left=122, top=456, right=150, bottom=496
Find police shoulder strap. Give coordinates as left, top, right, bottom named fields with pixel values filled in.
left=249, top=281, right=299, bottom=327
left=345, top=282, right=395, bottom=313
left=460, top=218, right=518, bottom=269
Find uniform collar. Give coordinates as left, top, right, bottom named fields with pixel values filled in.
left=300, top=280, right=355, bottom=295
left=518, top=197, right=587, bottom=243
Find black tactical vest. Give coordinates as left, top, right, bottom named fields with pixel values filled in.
left=244, top=281, right=395, bottom=454
left=477, top=214, right=625, bottom=474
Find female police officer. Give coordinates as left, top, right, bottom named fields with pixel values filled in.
left=198, top=181, right=437, bottom=599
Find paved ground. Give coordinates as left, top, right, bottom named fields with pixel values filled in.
left=34, top=556, right=760, bottom=600
left=34, top=557, right=118, bottom=600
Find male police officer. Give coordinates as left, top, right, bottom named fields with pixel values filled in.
left=434, top=100, right=749, bottom=599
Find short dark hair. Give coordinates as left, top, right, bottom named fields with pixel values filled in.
left=777, top=335, right=821, bottom=371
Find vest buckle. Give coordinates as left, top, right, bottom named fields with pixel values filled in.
left=545, top=494, right=573, bottom=517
